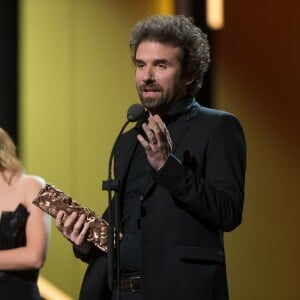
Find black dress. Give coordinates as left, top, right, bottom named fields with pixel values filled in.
left=0, top=204, right=42, bottom=300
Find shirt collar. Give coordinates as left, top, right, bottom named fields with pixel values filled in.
left=164, top=97, right=198, bottom=121
left=135, top=97, right=200, bottom=130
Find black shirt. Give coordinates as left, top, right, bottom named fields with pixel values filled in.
left=119, top=142, right=152, bottom=276
left=119, top=97, right=198, bottom=276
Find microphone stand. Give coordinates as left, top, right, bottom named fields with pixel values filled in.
left=102, top=120, right=130, bottom=300
left=102, top=103, right=146, bottom=300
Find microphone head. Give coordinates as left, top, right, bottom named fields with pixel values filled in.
left=127, top=103, right=146, bottom=122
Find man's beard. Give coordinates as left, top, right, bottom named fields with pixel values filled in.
left=138, top=83, right=167, bottom=111
left=139, top=92, right=165, bottom=110
left=137, top=81, right=186, bottom=114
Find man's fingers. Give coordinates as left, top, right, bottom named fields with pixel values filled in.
left=73, top=214, right=86, bottom=233
left=137, top=133, right=151, bottom=149
left=73, top=222, right=90, bottom=245
left=63, top=212, right=78, bottom=228
left=55, top=210, right=65, bottom=228
left=148, top=115, right=169, bottom=144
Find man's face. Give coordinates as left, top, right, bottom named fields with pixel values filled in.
left=135, top=40, right=187, bottom=114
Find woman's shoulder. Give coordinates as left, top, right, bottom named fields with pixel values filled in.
left=18, top=174, right=46, bottom=203
left=19, top=174, right=46, bottom=188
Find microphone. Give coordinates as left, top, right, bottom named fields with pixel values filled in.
left=103, top=103, right=146, bottom=192
left=127, top=103, right=146, bottom=122
left=102, top=103, right=146, bottom=296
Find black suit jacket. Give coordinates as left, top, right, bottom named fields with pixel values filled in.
left=77, top=99, right=246, bottom=300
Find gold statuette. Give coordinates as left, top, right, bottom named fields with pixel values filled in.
left=32, top=183, right=108, bottom=252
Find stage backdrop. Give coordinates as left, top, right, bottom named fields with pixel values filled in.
left=19, top=0, right=300, bottom=299
left=213, top=1, right=300, bottom=299
left=19, top=0, right=174, bottom=298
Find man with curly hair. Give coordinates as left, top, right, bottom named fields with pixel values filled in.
left=57, top=14, right=246, bottom=300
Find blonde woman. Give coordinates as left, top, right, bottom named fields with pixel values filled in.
left=0, top=127, right=50, bottom=299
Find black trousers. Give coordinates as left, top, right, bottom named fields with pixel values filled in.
left=111, top=290, right=142, bottom=300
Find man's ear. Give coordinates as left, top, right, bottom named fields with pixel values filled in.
left=184, top=74, right=195, bottom=86
left=185, top=78, right=195, bottom=85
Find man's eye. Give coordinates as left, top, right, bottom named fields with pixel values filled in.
left=157, top=63, right=167, bottom=69
left=136, top=63, right=145, bottom=69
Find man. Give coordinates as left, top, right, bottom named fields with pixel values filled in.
left=56, top=15, right=246, bottom=300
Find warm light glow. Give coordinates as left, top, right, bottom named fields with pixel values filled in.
left=206, top=0, right=224, bottom=30
left=38, top=276, right=74, bottom=300
left=158, top=0, right=175, bottom=14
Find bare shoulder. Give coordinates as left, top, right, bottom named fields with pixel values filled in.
left=19, top=174, right=46, bottom=202
left=20, top=174, right=45, bottom=188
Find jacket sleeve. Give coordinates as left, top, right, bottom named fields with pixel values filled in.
left=155, top=113, right=246, bottom=232
left=73, top=244, right=104, bottom=263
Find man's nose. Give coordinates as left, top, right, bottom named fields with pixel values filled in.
left=143, top=66, right=155, bottom=82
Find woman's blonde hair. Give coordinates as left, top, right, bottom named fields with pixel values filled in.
left=0, top=127, right=23, bottom=183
